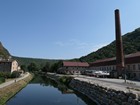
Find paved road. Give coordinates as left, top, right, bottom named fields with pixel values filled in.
left=48, top=73, right=140, bottom=92
left=0, top=72, right=30, bottom=89
left=73, top=75, right=140, bottom=93
left=77, top=75, right=140, bottom=87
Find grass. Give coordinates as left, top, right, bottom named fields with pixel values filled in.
left=0, top=74, right=33, bottom=105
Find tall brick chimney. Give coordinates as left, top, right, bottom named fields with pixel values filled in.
left=115, top=9, right=125, bottom=77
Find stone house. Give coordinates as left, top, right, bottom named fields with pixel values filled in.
left=0, top=60, right=20, bottom=73
left=57, top=61, right=89, bottom=75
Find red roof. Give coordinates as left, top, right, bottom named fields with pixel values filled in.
left=90, top=52, right=140, bottom=66
left=125, top=52, right=140, bottom=58
left=63, top=61, right=89, bottom=67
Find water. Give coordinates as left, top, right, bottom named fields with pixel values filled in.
left=6, top=76, right=96, bottom=105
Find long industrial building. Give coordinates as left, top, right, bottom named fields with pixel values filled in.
left=90, top=52, right=140, bottom=80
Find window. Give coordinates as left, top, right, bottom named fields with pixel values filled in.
left=138, top=64, right=140, bottom=70
left=127, top=65, right=130, bottom=70
left=113, top=66, right=115, bottom=70
left=133, top=65, right=136, bottom=70
left=133, top=73, right=136, bottom=77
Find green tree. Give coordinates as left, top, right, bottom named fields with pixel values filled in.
left=28, top=62, right=38, bottom=72
left=10, top=71, right=20, bottom=78
left=21, top=65, right=26, bottom=72
left=41, top=62, right=50, bottom=73
left=50, top=60, right=63, bottom=73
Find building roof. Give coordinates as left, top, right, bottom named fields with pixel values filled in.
left=90, top=52, right=140, bottom=67
left=63, top=61, right=89, bottom=67
left=125, top=52, right=140, bottom=58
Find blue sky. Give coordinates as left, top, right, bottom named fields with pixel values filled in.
left=0, top=1, right=140, bottom=59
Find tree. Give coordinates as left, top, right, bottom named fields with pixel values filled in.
left=28, top=62, right=38, bottom=72
left=10, top=71, right=20, bottom=78
left=50, top=63, right=58, bottom=73
left=41, top=62, right=50, bottom=73
left=50, top=60, right=63, bottom=73
left=21, top=65, right=26, bottom=72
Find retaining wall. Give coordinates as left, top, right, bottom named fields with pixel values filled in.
left=69, top=79, right=140, bottom=105
left=0, top=73, right=33, bottom=105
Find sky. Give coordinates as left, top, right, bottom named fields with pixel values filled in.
left=0, top=1, right=140, bottom=59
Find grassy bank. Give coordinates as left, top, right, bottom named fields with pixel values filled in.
left=0, top=73, right=33, bottom=105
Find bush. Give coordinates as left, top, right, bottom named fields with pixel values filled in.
left=0, top=77, right=5, bottom=84
left=10, top=71, right=20, bottom=78
left=0, top=72, right=11, bottom=78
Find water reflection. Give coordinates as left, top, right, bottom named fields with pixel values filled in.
left=6, top=75, right=96, bottom=105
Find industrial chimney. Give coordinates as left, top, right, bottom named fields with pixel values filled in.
left=115, top=9, right=125, bottom=77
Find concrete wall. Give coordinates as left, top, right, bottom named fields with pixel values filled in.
left=69, top=79, right=140, bottom=105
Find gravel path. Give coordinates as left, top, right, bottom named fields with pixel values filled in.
left=0, top=72, right=30, bottom=89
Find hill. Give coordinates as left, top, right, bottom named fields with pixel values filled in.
left=0, top=42, right=58, bottom=67
left=0, top=42, right=11, bottom=59
left=12, top=56, right=59, bottom=67
left=80, top=28, right=140, bottom=62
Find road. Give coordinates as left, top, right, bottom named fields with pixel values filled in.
left=78, top=75, right=140, bottom=88
left=48, top=73, right=140, bottom=93
left=0, top=72, right=30, bottom=89
left=73, top=75, right=140, bottom=93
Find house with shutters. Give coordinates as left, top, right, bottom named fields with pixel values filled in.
left=0, top=60, right=20, bottom=73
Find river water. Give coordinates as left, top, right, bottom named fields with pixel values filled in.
left=6, top=76, right=97, bottom=105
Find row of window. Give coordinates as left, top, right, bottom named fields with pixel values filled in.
left=92, top=64, right=140, bottom=71
left=92, top=66, right=116, bottom=71
left=126, top=64, right=140, bottom=70
left=64, top=67, right=86, bottom=69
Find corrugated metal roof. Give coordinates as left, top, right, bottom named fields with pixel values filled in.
left=63, top=61, right=89, bottom=67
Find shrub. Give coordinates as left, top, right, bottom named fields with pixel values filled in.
left=10, top=71, right=20, bottom=78
left=0, top=77, right=5, bottom=84
left=0, top=72, right=11, bottom=78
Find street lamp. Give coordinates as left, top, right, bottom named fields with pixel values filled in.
left=123, top=67, right=126, bottom=83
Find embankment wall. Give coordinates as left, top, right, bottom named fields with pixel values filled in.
left=0, top=73, right=33, bottom=105
left=69, top=79, right=140, bottom=105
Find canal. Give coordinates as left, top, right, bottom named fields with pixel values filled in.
left=6, top=75, right=97, bottom=105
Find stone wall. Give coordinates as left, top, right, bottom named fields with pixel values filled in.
left=69, top=79, right=140, bottom=105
